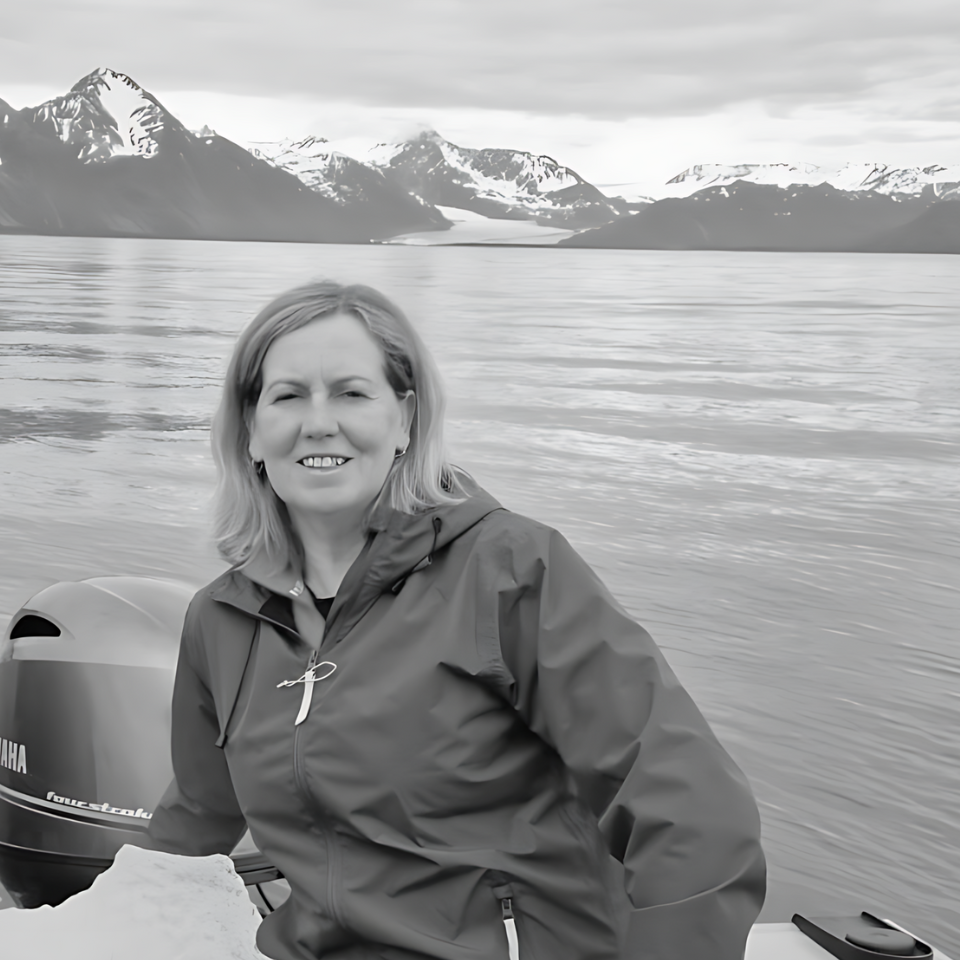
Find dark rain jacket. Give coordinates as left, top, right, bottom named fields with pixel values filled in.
left=147, top=483, right=765, bottom=960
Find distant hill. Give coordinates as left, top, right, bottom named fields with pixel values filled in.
left=249, top=130, right=628, bottom=231
left=0, top=69, right=446, bottom=243
left=863, top=198, right=960, bottom=254
left=661, top=162, right=960, bottom=201
left=560, top=181, right=960, bottom=254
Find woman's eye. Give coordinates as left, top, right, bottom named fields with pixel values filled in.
left=342, top=390, right=365, bottom=399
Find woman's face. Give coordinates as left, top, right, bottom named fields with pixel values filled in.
left=248, top=313, right=415, bottom=530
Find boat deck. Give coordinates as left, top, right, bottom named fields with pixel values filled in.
left=748, top=922, right=953, bottom=959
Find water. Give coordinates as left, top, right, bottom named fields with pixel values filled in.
left=1, top=236, right=958, bottom=953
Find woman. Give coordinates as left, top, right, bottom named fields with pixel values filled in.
left=147, top=281, right=766, bottom=960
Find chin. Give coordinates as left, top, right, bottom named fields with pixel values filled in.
left=287, top=491, right=376, bottom=520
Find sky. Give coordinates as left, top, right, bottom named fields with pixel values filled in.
left=2, top=0, right=960, bottom=189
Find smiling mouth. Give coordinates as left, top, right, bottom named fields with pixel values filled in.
left=299, top=456, right=352, bottom=469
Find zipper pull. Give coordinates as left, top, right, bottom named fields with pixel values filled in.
left=501, top=898, right=519, bottom=959
left=294, top=673, right=315, bottom=727
left=276, top=651, right=337, bottom=726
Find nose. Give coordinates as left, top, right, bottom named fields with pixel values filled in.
left=301, top=395, right=340, bottom=438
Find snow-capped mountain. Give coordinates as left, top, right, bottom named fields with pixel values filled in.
left=562, top=178, right=960, bottom=254
left=26, top=68, right=170, bottom=163
left=246, top=136, right=448, bottom=228
left=247, top=136, right=352, bottom=200
left=3, top=67, right=959, bottom=251
left=0, top=69, right=444, bottom=242
left=661, top=162, right=960, bottom=201
left=373, top=131, right=627, bottom=228
left=368, top=130, right=585, bottom=200
left=252, top=130, right=627, bottom=230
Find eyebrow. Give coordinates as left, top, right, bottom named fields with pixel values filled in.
left=332, top=376, right=377, bottom=387
left=262, top=375, right=377, bottom=391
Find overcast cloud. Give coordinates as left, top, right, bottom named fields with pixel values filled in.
left=2, top=0, right=959, bottom=184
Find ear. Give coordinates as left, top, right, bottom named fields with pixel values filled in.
left=247, top=418, right=263, bottom=462
left=398, top=391, right=416, bottom=445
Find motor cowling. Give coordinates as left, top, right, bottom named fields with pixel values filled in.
left=0, top=577, right=277, bottom=908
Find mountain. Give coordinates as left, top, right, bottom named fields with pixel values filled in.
left=560, top=180, right=960, bottom=254
left=377, top=131, right=628, bottom=228
left=658, top=162, right=960, bottom=201
left=3, top=68, right=958, bottom=252
left=245, top=136, right=448, bottom=232
left=0, top=69, right=446, bottom=242
left=295, top=130, right=630, bottom=230
left=862, top=197, right=960, bottom=254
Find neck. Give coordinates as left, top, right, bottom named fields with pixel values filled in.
left=289, top=506, right=369, bottom=599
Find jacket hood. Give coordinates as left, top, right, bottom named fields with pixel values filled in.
left=209, top=475, right=503, bottom=647
left=363, top=473, right=503, bottom=592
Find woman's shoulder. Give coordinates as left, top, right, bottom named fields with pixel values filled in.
left=475, top=505, right=554, bottom=540
left=469, top=503, right=587, bottom=572
left=443, top=477, right=558, bottom=554
left=182, top=566, right=262, bottom=633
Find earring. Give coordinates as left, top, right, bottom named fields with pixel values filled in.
left=394, top=444, right=408, bottom=459
left=251, top=458, right=266, bottom=480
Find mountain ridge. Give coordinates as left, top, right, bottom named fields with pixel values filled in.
left=661, top=162, right=960, bottom=201
left=560, top=180, right=959, bottom=253
left=1, top=68, right=958, bottom=252
left=247, top=129, right=628, bottom=229
left=0, top=68, right=445, bottom=242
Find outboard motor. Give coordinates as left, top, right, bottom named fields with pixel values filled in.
left=0, top=577, right=280, bottom=909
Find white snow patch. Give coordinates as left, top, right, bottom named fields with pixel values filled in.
left=433, top=204, right=491, bottom=222
left=0, top=845, right=268, bottom=960
left=384, top=216, right=576, bottom=246
left=595, top=182, right=656, bottom=204
left=91, top=70, right=162, bottom=158
left=361, top=140, right=407, bottom=166
left=309, top=137, right=404, bottom=167
left=246, top=137, right=345, bottom=197
left=248, top=136, right=383, bottom=169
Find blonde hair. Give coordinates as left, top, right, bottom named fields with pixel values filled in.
left=211, top=281, right=466, bottom=566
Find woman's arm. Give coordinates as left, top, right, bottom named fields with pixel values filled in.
left=145, top=598, right=248, bottom=856
left=493, top=524, right=766, bottom=960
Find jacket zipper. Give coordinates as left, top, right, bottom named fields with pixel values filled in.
left=501, top=897, right=520, bottom=960
left=277, top=556, right=385, bottom=929
left=288, top=644, right=349, bottom=928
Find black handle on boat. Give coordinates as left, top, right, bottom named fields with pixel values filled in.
left=793, top=912, right=933, bottom=960
left=230, top=850, right=283, bottom=885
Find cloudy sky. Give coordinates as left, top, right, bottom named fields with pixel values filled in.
left=2, top=0, right=959, bottom=188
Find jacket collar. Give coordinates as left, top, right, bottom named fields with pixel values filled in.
left=208, top=478, right=503, bottom=648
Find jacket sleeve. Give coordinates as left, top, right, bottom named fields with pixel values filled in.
left=493, top=525, right=766, bottom=960
left=144, top=595, right=248, bottom=856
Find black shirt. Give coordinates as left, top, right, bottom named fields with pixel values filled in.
left=312, top=594, right=334, bottom=620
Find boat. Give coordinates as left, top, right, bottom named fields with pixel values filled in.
left=0, top=578, right=952, bottom=959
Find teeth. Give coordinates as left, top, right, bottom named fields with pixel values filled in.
left=302, top=456, right=348, bottom=468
